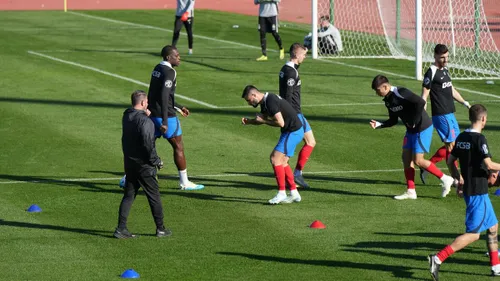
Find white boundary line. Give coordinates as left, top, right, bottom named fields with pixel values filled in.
left=218, top=102, right=384, bottom=109
left=0, top=168, right=403, bottom=185
left=27, top=51, right=219, bottom=109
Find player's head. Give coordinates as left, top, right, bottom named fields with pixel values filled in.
left=469, top=104, right=487, bottom=127
left=161, top=45, right=180, bottom=67
left=488, top=170, right=500, bottom=187
left=131, top=90, right=148, bottom=110
left=371, top=75, right=391, bottom=97
left=319, top=15, right=330, bottom=28
left=241, top=85, right=262, bottom=108
left=434, top=44, right=449, bottom=68
left=289, top=43, right=307, bottom=64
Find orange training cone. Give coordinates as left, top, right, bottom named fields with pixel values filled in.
left=309, top=220, right=326, bottom=229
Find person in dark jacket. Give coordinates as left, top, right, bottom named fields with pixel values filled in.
left=114, top=90, right=171, bottom=239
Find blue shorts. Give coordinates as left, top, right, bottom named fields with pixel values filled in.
left=274, top=128, right=305, bottom=157
left=432, top=113, right=459, bottom=143
left=151, top=117, right=182, bottom=139
left=464, top=194, right=498, bottom=233
left=402, top=125, right=433, bottom=154
left=297, top=113, right=312, bottom=133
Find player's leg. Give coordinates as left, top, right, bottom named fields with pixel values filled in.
left=137, top=172, right=170, bottom=237
left=184, top=17, right=194, bottom=55
left=280, top=129, right=304, bottom=203
left=421, top=115, right=448, bottom=184
left=412, top=125, right=454, bottom=197
left=115, top=172, right=140, bottom=238
left=269, top=149, right=288, bottom=204
left=394, top=146, right=417, bottom=200
left=256, top=17, right=268, bottom=61
left=294, top=114, right=315, bottom=188
left=172, top=16, right=183, bottom=47
left=269, top=16, right=284, bottom=59
left=165, top=117, right=204, bottom=190
left=488, top=224, right=500, bottom=275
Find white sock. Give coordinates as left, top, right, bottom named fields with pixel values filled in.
left=433, top=255, right=442, bottom=265
left=440, top=174, right=450, bottom=181
left=179, top=169, right=188, bottom=185
left=290, top=189, right=300, bottom=196
left=278, top=190, right=286, bottom=196
left=294, top=169, right=302, bottom=176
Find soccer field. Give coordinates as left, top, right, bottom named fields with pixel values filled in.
left=1, top=9, right=500, bottom=281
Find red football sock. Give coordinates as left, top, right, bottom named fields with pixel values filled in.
left=404, top=168, right=416, bottom=189
left=430, top=146, right=447, bottom=164
left=490, top=251, right=500, bottom=266
left=425, top=163, right=444, bottom=179
left=273, top=165, right=286, bottom=191
left=284, top=165, right=297, bottom=190
left=295, top=145, right=314, bottom=171
left=436, top=245, right=455, bottom=263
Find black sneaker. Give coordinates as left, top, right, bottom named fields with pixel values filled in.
left=113, top=227, right=137, bottom=239
left=420, top=168, right=428, bottom=185
left=294, top=174, right=310, bottom=189
left=156, top=228, right=172, bottom=238
left=428, top=255, right=440, bottom=281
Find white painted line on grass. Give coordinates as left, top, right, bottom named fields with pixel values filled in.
left=218, top=102, right=384, bottom=109
left=27, top=51, right=218, bottom=109
left=0, top=168, right=403, bottom=185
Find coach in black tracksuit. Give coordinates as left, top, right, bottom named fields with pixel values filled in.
left=115, top=90, right=171, bottom=239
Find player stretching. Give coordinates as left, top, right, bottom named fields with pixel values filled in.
left=428, top=104, right=500, bottom=280
left=241, top=85, right=303, bottom=204
left=279, top=43, right=316, bottom=188
left=420, top=44, right=471, bottom=185
left=370, top=75, right=454, bottom=200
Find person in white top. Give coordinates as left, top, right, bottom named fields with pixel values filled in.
left=304, top=15, right=343, bottom=55
left=172, top=0, right=195, bottom=55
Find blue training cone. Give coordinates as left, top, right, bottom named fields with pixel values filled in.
left=495, top=189, right=500, bottom=196
left=27, top=204, right=42, bottom=213
left=121, top=269, right=140, bottom=279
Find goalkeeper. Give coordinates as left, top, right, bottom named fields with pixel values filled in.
left=172, top=0, right=195, bottom=55
left=255, top=0, right=284, bottom=61
left=304, top=16, right=343, bottom=55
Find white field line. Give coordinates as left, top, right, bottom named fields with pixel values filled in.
left=0, top=168, right=403, bottom=185
left=27, top=51, right=218, bottom=109
left=218, top=102, right=384, bottom=109
left=33, top=46, right=239, bottom=53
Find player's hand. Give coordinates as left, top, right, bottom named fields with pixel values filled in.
left=180, top=107, right=190, bottom=117
left=241, top=117, right=249, bottom=125
left=181, top=12, right=189, bottom=22
left=255, top=113, right=266, bottom=123
left=157, top=160, right=164, bottom=170
left=370, top=120, right=381, bottom=129
left=145, top=109, right=151, bottom=117
left=160, top=125, right=168, bottom=134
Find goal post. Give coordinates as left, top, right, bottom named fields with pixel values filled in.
left=311, top=0, right=500, bottom=80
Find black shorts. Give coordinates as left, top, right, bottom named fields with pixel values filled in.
left=174, top=15, right=194, bottom=29
left=258, top=16, right=278, bottom=33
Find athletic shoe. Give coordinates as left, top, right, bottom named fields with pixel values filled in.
left=419, top=168, right=428, bottom=185
left=394, top=191, right=417, bottom=200
left=188, top=49, right=193, bottom=55
left=268, top=193, right=287, bottom=204
left=113, top=228, right=137, bottom=239
left=492, top=264, right=500, bottom=276
left=282, top=193, right=302, bottom=203
left=180, top=181, right=205, bottom=191
left=256, top=55, right=268, bottom=61
left=440, top=175, right=454, bottom=197
left=428, top=255, right=440, bottom=281
left=294, top=174, right=310, bottom=189
left=156, top=228, right=172, bottom=238
left=279, top=48, right=285, bottom=59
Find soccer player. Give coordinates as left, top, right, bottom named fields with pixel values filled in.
left=115, top=90, right=171, bottom=239
left=279, top=43, right=316, bottom=188
left=172, top=0, right=195, bottom=55
left=428, top=104, right=500, bottom=280
left=241, top=85, right=304, bottom=204
left=148, top=45, right=204, bottom=191
left=420, top=44, right=471, bottom=184
left=254, top=0, right=284, bottom=61
left=370, top=75, right=455, bottom=200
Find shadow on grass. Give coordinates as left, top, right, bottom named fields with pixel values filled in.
left=0, top=219, right=112, bottom=238
left=217, top=251, right=421, bottom=279
left=0, top=174, right=116, bottom=190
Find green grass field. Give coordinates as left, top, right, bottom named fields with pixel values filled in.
left=1, top=9, right=500, bottom=281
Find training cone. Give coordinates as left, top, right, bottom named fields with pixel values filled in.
left=27, top=204, right=42, bottom=213
left=309, top=220, right=326, bottom=229
left=121, top=269, right=140, bottom=279
left=495, top=189, right=500, bottom=196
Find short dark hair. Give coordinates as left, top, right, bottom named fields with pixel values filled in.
left=161, top=45, right=177, bottom=60
left=469, top=104, right=487, bottom=122
left=434, top=44, right=449, bottom=55
left=242, top=85, right=258, bottom=98
left=320, top=15, right=330, bottom=22
left=131, top=90, right=147, bottom=106
left=371, top=75, right=389, bottom=90
left=289, top=43, right=307, bottom=59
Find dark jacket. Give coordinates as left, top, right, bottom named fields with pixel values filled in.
left=122, top=108, right=161, bottom=176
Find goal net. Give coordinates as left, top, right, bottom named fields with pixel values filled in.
left=312, top=0, right=500, bottom=80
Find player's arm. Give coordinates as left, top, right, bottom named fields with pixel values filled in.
left=370, top=110, right=398, bottom=129
left=451, top=86, right=470, bottom=109
left=141, top=118, right=162, bottom=168
left=174, top=102, right=189, bottom=117
left=279, top=68, right=295, bottom=103
left=159, top=71, right=175, bottom=133
left=400, top=89, right=426, bottom=127
left=317, top=26, right=333, bottom=38
left=262, top=112, right=284, bottom=127
left=447, top=153, right=461, bottom=181
left=421, top=68, right=432, bottom=110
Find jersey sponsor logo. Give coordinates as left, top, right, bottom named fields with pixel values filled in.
left=456, top=141, right=471, bottom=150
left=152, top=70, right=161, bottom=78
left=482, top=144, right=489, bottom=155
left=442, top=81, right=452, bottom=89
left=389, top=105, right=403, bottom=112
left=287, top=78, right=295, bottom=86
left=423, top=77, right=430, bottom=85
left=165, top=80, right=173, bottom=88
